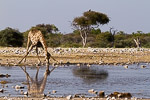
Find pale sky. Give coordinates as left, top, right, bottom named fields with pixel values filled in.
left=0, top=0, right=150, bottom=34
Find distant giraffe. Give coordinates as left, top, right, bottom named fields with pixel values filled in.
left=18, top=29, right=56, bottom=69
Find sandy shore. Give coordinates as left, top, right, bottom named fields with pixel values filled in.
left=0, top=97, right=149, bottom=100
left=0, top=47, right=150, bottom=66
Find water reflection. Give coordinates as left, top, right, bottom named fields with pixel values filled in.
left=72, top=65, right=108, bottom=84
left=20, top=66, right=55, bottom=97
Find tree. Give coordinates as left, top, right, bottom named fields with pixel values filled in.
left=72, top=10, right=110, bottom=47
left=96, top=32, right=113, bottom=47
left=36, top=24, right=59, bottom=34
left=133, top=37, right=141, bottom=48
left=61, top=33, right=82, bottom=47
left=109, top=27, right=117, bottom=47
left=46, top=33, right=63, bottom=47
left=0, top=27, right=23, bottom=47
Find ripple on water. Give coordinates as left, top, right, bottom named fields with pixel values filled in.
left=0, top=64, right=150, bottom=98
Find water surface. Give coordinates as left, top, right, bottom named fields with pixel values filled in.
left=0, top=63, right=150, bottom=98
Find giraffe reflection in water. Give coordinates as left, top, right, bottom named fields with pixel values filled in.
left=20, top=65, right=55, bottom=97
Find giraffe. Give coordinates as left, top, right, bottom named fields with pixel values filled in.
left=18, top=29, right=56, bottom=71
left=20, top=66, right=55, bottom=97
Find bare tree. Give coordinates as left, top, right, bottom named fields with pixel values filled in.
left=134, top=37, right=141, bottom=48
left=109, top=27, right=117, bottom=47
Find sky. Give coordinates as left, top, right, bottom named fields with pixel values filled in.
left=0, top=0, right=150, bottom=34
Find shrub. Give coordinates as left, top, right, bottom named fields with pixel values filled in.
left=0, top=27, right=23, bottom=47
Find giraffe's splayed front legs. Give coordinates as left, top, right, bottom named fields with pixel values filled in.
left=18, top=45, right=42, bottom=65
left=35, top=47, right=41, bottom=66
left=18, top=44, right=34, bottom=64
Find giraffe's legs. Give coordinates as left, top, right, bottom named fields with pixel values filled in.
left=39, top=36, right=50, bottom=67
left=45, top=58, right=50, bottom=74
left=18, top=45, right=34, bottom=64
left=35, top=66, right=40, bottom=82
left=35, top=47, right=41, bottom=65
left=24, top=36, right=30, bottom=63
left=50, top=55, right=57, bottom=62
left=20, top=66, right=32, bottom=83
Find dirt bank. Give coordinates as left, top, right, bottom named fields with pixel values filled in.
left=0, top=97, right=148, bottom=100
left=0, top=47, right=150, bottom=66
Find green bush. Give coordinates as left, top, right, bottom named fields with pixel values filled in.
left=96, top=32, right=113, bottom=48
left=0, top=27, right=23, bottom=47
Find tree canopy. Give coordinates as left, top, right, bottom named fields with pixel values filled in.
left=72, top=10, right=110, bottom=47
left=0, top=27, right=23, bottom=47
left=0, top=26, right=150, bottom=48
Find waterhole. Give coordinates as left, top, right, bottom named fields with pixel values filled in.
left=0, top=63, right=150, bottom=98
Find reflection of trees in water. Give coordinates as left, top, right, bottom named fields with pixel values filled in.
left=20, top=66, right=55, bottom=97
left=72, top=65, right=108, bottom=84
